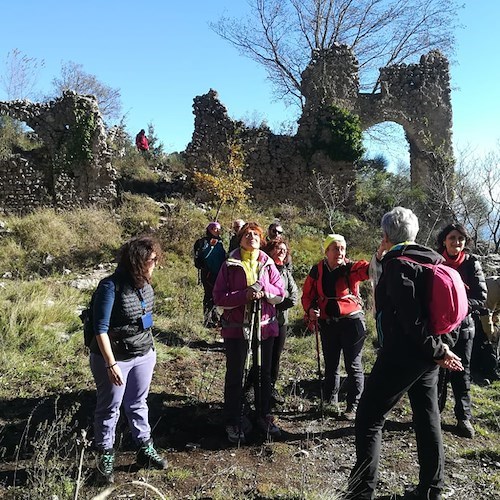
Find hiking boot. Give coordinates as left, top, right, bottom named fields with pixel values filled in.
left=457, top=419, right=475, bottom=438
left=96, top=448, right=115, bottom=484
left=403, top=485, right=442, bottom=500
left=226, top=424, right=246, bottom=444
left=136, top=439, right=168, bottom=469
left=271, top=387, right=285, bottom=405
left=256, top=414, right=282, bottom=439
left=343, top=404, right=358, bottom=421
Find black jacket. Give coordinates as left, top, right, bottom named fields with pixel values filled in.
left=453, top=253, right=487, bottom=339
left=375, top=243, right=452, bottom=364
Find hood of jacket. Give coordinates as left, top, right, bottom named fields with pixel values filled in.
left=382, top=243, right=444, bottom=267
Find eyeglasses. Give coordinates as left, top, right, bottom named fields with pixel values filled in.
left=272, top=229, right=283, bottom=235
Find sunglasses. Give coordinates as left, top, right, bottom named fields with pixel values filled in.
left=272, top=229, right=283, bottom=235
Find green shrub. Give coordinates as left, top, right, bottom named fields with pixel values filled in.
left=0, top=279, right=90, bottom=397
left=7, top=207, right=122, bottom=273
left=117, top=192, right=163, bottom=235
left=114, top=150, right=160, bottom=182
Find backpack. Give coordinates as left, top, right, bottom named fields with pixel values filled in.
left=80, top=290, right=98, bottom=348
left=398, top=256, right=468, bottom=335
left=80, top=279, right=119, bottom=348
left=193, top=238, right=206, bottom=270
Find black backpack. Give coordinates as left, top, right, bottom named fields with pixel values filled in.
left=80, top=279, right=119, bottom=348
left=193, top=238, right=207, bottom=270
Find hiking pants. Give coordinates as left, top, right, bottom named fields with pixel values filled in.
left=224, top=336, right=274, bottom=425
left=318, top=316, right=366, bottom=405
left=438, top=333, right=474, bottom=420
left=90, top=348, right=156, bottom=449
left=201, top=269, right=217, bottom=325
left=348, top=356, right=444, bottom=499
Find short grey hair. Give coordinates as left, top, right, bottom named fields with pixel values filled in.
left=381, top=207, right=419, bottom=244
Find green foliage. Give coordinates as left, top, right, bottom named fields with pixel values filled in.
left=117, top=192, right=163, bottom=235
left=0, top=280, right=90, bottom=397
left=0, top=115, right=43, bottom=160
left=4, top=207, right=122, bottom=274
left=306, top=105, right=364, bottom=162
left=156, top=198, right=212, bottom=256
left=53, top=103, right=96, bottom=173
left=193, top=141, right=252, bottom=218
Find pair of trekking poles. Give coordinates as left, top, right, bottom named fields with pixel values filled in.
left=239, top=298, right=262, bottom=443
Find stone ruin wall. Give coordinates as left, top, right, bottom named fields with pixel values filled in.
left=185, top=89, right=352, bottom=204
left=186, top=45, right=453, bottom=203
left=0, top=91, right=117, bottom=214
left=0, top=46, right=453, bottom=212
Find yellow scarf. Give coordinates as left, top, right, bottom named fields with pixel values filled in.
left=240, top=248, right=259, bottom=286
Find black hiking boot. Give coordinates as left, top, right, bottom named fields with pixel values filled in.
left=136, top=439, right=168, bottom=469
left=96, top=448, right=115, bottom=484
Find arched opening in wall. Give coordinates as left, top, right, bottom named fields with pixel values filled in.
left=0, top=115, right=43, bottom=160
left=361, top=122, right=410, bottom=175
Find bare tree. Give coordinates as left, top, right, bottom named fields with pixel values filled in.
left=453, top=150, right=500, bottom=253
left=51, top=61, right=122, bottom=122
left=212, top=0, right=461, bottom=107
left=1, top=49, right=44, bottom=100
left=311, top=170, right=353, bottom=231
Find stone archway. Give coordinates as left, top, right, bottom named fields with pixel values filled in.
left=299, top=45, right=454, bottom=185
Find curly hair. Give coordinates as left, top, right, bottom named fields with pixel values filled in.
left=262, top=236, right=291, bottom=264
left=117, top=234, right=163, bottom=288
left=436, top=223, right=470, bottom=254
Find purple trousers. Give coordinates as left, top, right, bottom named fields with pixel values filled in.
left=90, top=348, right=156, bottom=449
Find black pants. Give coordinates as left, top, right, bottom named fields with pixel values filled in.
left=438, top=334, right=473, bottom=420
left=348, top=355, right=444, bottom=499
left=224, top=337, right=274, bottom=425
left=270, top=324, right=287, bottom=385
left=201, top=269, right=217, bottom=326
left=319, top=317, right=366, bottom=405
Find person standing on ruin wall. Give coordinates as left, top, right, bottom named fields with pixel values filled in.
left=135, top=129, right=149, bottom=152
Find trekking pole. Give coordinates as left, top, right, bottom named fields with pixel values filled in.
left=313, top=319, right=324, bottom=417
left=238, top=299, right=257, bottom=447
left=255, top=299, right=262, bottom=419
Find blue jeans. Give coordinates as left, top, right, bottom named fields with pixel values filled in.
left=90, top=348, right=156, bottom=449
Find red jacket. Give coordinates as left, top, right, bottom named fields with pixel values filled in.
left=135, top=133, right=149, bottom=151
left=302, top=259, right=369, bottom=319
left=213, top=249, right=285, bottom=339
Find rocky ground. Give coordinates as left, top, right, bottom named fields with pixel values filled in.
left=1, top=336, right=500, bottom=499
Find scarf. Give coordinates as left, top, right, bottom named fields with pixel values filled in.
left=442, top=250, right=466, bottom=270
left=240, top=248, right=259, bottom=286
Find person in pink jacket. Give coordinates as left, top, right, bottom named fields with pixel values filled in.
left=213, top=222, right=285, bottom=444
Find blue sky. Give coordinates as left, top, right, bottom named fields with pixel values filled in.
left=0, top=0, right=498, bottom=164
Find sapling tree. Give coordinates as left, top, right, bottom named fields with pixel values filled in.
left=193, top=141, right=252, bottom=220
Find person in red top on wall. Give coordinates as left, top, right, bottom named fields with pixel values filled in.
left=302, top=233, right=370, bottom=420
left=135, top=129, right=149, bottom=152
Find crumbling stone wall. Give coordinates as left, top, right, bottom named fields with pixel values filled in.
left=0, top=91, right=117, bottom=214
left=185, top=90, right=352, bottom=204
left=186, top=45, right=453, bottom=203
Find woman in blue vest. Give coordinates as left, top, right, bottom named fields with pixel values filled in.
left=89, top=235, right=167, bottom=484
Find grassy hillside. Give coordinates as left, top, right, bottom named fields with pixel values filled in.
left=0, top=199, right=499, bottom=499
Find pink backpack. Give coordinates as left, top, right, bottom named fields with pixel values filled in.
left=398, top=256, right=469, bottom=335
